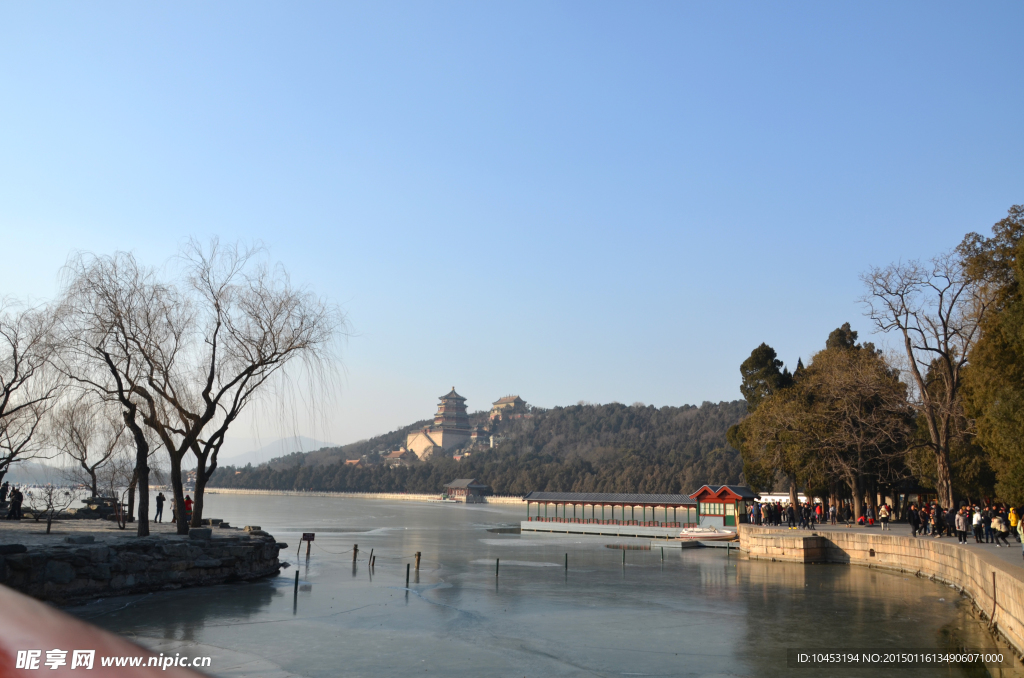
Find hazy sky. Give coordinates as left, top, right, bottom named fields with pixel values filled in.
left=2, top=2, right=1021, bottom=450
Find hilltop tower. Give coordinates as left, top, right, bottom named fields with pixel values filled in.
left=434, top=388, right=470, bottom=430
left=406, top=387, right=473, bottom=460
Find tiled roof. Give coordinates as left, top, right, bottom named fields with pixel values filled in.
left=523, top=492, right=696, bottom=506
left=689, top=485, right=757, bottom=500
left=445, top=478, right=488, bottom=489
left=440, top=387, right=465, bottom=400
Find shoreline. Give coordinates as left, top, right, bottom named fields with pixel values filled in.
left=739, top=524, right=1024, bottom=659
left=0, top=519, right=285, bottom=606
left=205, top=487, right=525, bottom=505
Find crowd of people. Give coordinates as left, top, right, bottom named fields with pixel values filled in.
left=747, top=495, right=1024, bottom=561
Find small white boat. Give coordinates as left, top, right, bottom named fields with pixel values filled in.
left=673, top=526, right=737, bottom=542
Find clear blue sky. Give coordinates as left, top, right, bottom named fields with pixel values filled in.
left=1, top=2, right=1021, bottom=449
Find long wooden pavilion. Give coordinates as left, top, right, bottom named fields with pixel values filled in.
left=523, top=491, right=699, bottom=528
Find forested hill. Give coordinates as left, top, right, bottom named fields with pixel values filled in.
left=208, top=401, right=748, bottom=494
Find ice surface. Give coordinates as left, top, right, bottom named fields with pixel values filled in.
left=66, top=494, right=1021, bottom=678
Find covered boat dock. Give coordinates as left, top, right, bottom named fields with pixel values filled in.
left=521, top=492, right=700, bottom=539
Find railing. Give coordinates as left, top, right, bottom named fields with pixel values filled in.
left=525, top=517, right=696, bottom=528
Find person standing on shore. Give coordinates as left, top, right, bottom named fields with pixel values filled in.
left=955, top=508, right=968, bottom=544
left=1018, top=518, right=1024, bottom=561
left=829, top=504, right=837, bottom=525
left=1010, top=507, right=1020, bottom=543
left=0, top=481, right=8, bottom=505
left=184, top=495, right=194, bottom=524
left=879, top=504, right=890, bottom=531
left=931, top=505, right=944, bottom=538
left=983, top=506, right=994, bottom=543
left=972, top=506, right=984, bottom=543
left=908, top=504, right=920, bottom=537
left=155, top=492, right=165, bottom=523
left=8, top=487, right=23, bottom=520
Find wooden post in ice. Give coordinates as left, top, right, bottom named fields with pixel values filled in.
left=496, top=558, right=499, bottom=577
left=415, top=552, right=421, bottom=570
left=353, top=545, right=358, bottom=563
left=406, top=563, right=410, bottom=587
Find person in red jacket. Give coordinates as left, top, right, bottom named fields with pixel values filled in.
left=184, top=495, right=194, bottom=524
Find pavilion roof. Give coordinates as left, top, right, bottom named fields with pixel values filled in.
left=689, top=485, right=758, bottom=500
left=445, top=478, right=488, bottom=489
left=523, top=491, right=696, bottom=506
left=440, top=387, right=466, bottom=400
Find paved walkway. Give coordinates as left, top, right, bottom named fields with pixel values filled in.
left=762, top=521, right=1024, bottom=569
left=0, top=518, right=242, bottom=548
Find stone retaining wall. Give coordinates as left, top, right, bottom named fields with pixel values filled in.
left=739, top=524, right=1024, bottom=655
left=0, top=531, right=284, bottom=605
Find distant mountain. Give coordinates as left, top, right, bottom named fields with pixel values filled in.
left=218, top=436, right=336, bottom=468
left=3, top=461, right=66, bottom=486
left=210, top=401, right=748, bottom=494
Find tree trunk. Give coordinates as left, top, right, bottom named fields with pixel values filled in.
left=788, top=476, right=799, bottom=509
left=191, top=450, right=208, bottom=528
left=935, top=445, right=954, bottom=508
left=127, top=470, right=137, bottom=523
left=46, top=514, right=53, bottom=534
left=89, top=469, right=98, bottom=499
left=126, top=415, right=150, bottom=538
left=848, top=475, right=862, bottom=521
left=866, top=477, right=877, bottom=522
left=170, top=453, right=188, bottom=535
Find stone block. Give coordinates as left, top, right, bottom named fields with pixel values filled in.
left=193, top=558, right=222, bottom=568
left=64, top=535, right=95, bottom=544
left=44, top=560, right=75, bottom=585
left=0, top=544, right=27, bottom=555
left=189, top=528, right=213, bottom=540
left=244, top=525, right=262, bottom=532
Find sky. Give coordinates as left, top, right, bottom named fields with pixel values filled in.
left=1, top=2, right=1022, bottom=453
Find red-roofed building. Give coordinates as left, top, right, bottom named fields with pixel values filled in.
left=688, top=485, right=757, bottom=527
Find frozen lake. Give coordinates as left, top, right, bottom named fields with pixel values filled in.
left=67, top=494, right=1019, bottom=677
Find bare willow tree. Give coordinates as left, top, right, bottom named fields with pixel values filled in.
left=51, top=396, right=127, bottom=498
left=139, top=241, right=343, bottom=532
left=55, top=254, right=168, bottom=537
left=861, top=251, right=990, bottom=508
left=0, top=300, right=62, bottom=486
left=59, top=241, right=343, bottom=535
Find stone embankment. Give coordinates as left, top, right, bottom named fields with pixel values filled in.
left=739, top=524, right=1024, bottom=656
left=206, top=487, right=525, bottom=505
left=0, top=524, right=285, bottom=605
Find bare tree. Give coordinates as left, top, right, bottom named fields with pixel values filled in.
left=95, top=443, right=138, bottom=530
left=54, top=254, right=167, bottom=537
left=23, top=485, right=79, bottom=534
left=0, top=300, right=62, bottom=486
left=52, top=396, right=127, bottom=498
left=135, top=241, right=343, bottom=532
left=59, top=241, right=343, bottom=535
left=860, top=251, right=990, bottom=508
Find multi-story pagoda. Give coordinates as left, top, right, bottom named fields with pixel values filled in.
left=434, top=388, right=470, bottom=430
left=406, top=387, right=473, bottom=460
